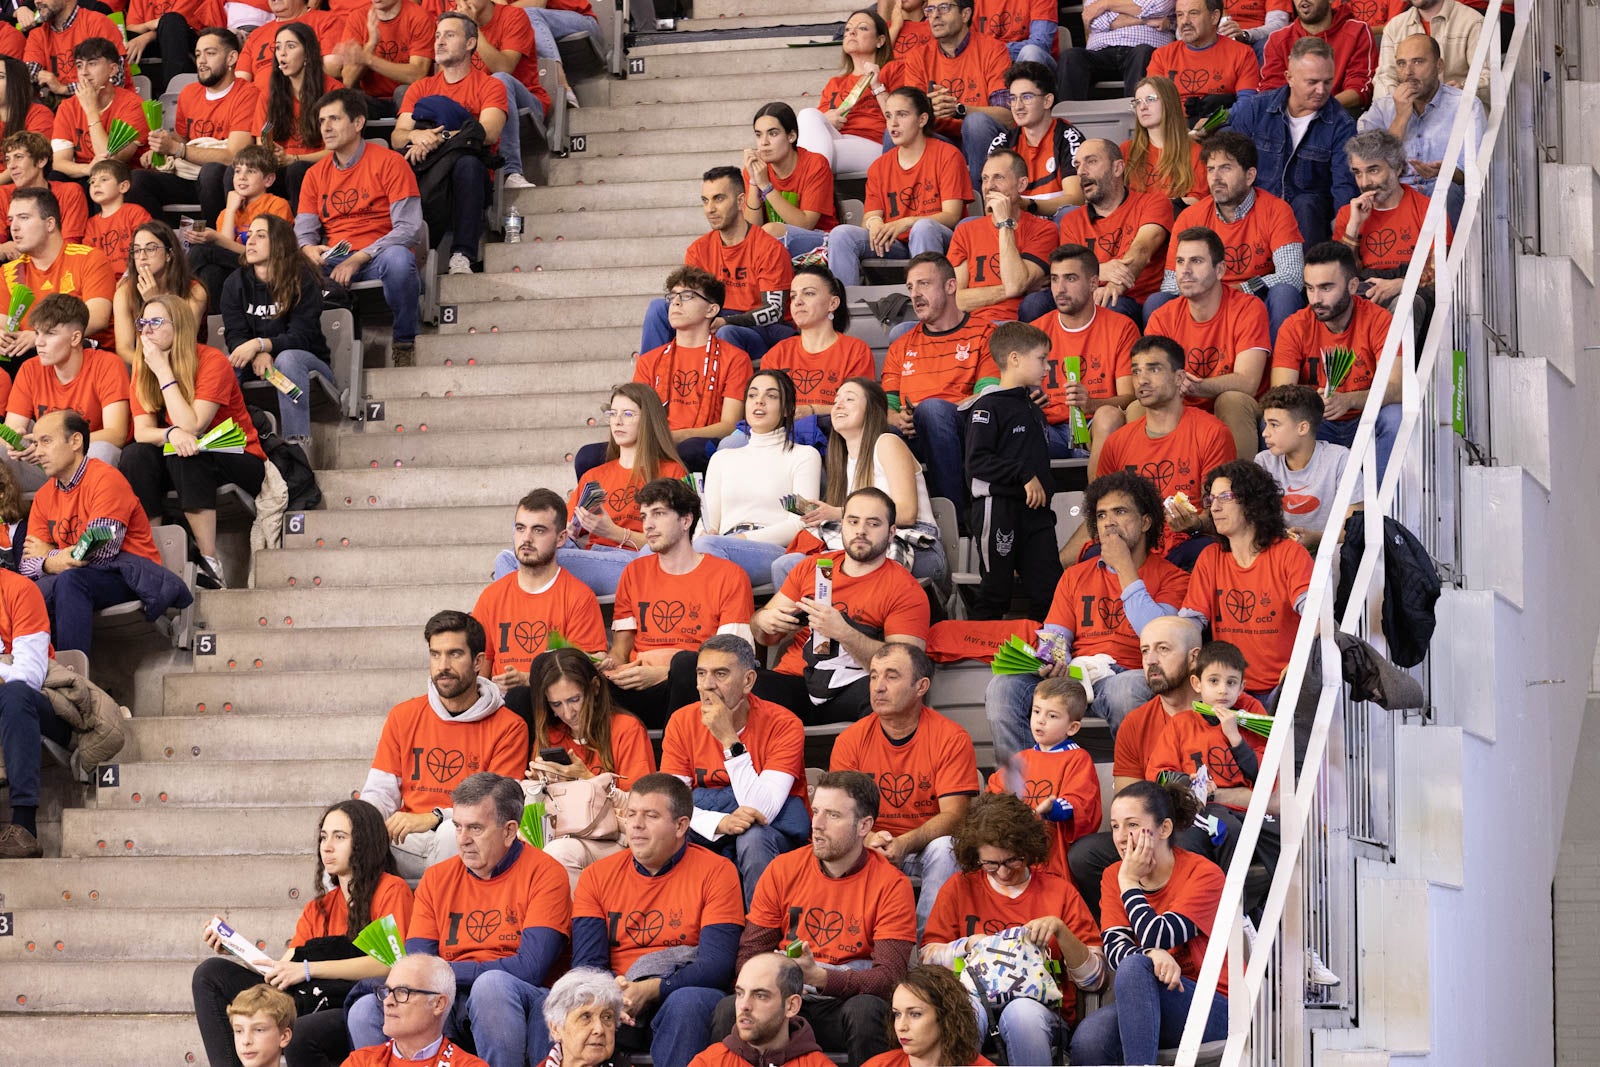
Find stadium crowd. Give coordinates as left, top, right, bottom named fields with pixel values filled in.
left=0, top=0, right=1475, bottom=1062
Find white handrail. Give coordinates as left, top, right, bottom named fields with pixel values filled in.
left=1173, top=5, right=1531, bottom=1062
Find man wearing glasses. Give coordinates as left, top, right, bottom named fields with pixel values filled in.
left=344, top=953, right=491, bottom=1066
left=0, top=187, right=116, bottom=360
left=989, top=61, right=1086, bottom=223
left=348, top=772, right=572, bottom=1066
left=1056, top=0, right=1176, bottom=100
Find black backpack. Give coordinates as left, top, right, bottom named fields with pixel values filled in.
left=1334, top=513, right=1440, bottom=668
left=253, top=417, right=323, bottom=512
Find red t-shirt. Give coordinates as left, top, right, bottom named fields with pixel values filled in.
left=1146, top=37, right=1261, bottom=104
left=542, top=713, right=657, bottom=790
left=0, top=102, right=56, bottom=142
left=2, top=245, right=117, bottom=338
left=0, top=568, right=50, bottom=658
left=1145, top=286, right=1272, bottom=408
left=8, top=347, right=129, bottom=432
left=298, top=141, right=421, bottom=252
left=411, top=842, right=571, bottom=962
left=1114, top=696, right=1176, bottom=778
left=128, top=0, right=223, bottom=31
left=863, top=1054, right=993, bottom=1067
left=341, top=3, right=435, bottom=100
left=881, top=314, right=993, bottom=406
left=684, top=225, right=793, bottom=314
left=1096, top=406, right=1237, bottom=505
left=129, top=345, right=267, bottom=460
left=1271, top=296, right=1393, bottom=420
left=985, top=745, right=1102, bottom=882
left=660, top=694, right=807, bottom=802
left=1121, top=138, right=1209, bottom=203
left=370, top=695, right=529, bottom=813
left=774, top=553, right=931, bottom=678
left=892, top=18, right=933, bottom=61
left=28, top=457, right=159, bottom=564
left=1029, top=306, right=1141, bottom=424
left=293, top=872, right=413, bottom=946
left=471, top=569, right=608, bottom=675
left=1145, top=705, right=1270, bottom=809
left=1169, top=191, right=1303, bottom=288
left=174, top=78, right=261, bottom=143
left=572, top=843, right=746, bottom=975
left=239, top=12, right=346, bottom=82
left=24, top=10, right=128, bottom=88
left=1226, top=0, right=1293, bottom=29
left=865, top=138, right=974, bottom=232
left=746, top=848, right=917, bottom=965
left=1182, top=538, right=1314, bottom=692
left=1013, top=118, right=1075, bottom=197
left=897, top=32, right=1011, bottom=140
left=633, top=337, right=754, bottom=433
left=0, top=182, right=91, bottom=245
left=1332, top=185, right=1448, bottom=275
left=83, top=203, right=153, bottom=278
left=400, top=67, right=512, bottom=150
left=829, top=707, right=979, bottom=837
left=1259, top=11, right=1377, bottom=102
left=818, top=62, right=904, bottom=144
left=760, top=334, right=875, bottom=408
left=344, top=1040, right=489, bottom=1067
left=695, top=1047, right=832, bottom=1067
left=471, top=4, right=551, bottom=115
left=1058, top=190, right=1173, bottom=303
left=567, top=457, right=689, bottom=548
left=763, top=147, right=837, bottom=232
left=1101, top=848, right=1229, bottom=996
left=612, top=552, right=754, bottom=657
left=973, top=0, right=1056, bottom=44
left=946, top=211, right=1059, bottom=324
left=54, top=88, right=150, bottom=166
left=1045, top=554, right=1191, bottom=667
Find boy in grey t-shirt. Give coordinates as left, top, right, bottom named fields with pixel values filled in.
left=1256, top=385, right=1363, bottom=550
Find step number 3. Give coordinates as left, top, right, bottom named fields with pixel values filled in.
left=0, top=912, right=12, bottom=936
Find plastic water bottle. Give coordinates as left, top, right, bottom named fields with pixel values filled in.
left=504, top=204, right=523, bottom=244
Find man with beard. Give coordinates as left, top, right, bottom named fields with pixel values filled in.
left=1334, top=128, right=1450, bottom=323
left=1063, top=615, right=1218, bottom=915
left=1259, top=0, right=1377, bottom=109
left=1372, top=0, right=1487, bottom=103
left=358, top=611, right=530, bottom=878
left=1052, top=138, right=1173, bottom=326
left=947, top=150, right=1057, bottom=325
left=23, top=0, right=128, bottom=99
left=1147, top=0, right=1261, bottom=124
left=1270, top=240, right=1401, bottom=479
left=751, top=488, right=930, bottom=723
left=986, top=471, right=1191, bottom=761
left=709, top=771, right=915, bottom=1067
left=689, top=955, right=834, bottom=1067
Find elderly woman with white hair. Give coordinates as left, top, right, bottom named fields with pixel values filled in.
left=537, top=967, right=625, bottom=1067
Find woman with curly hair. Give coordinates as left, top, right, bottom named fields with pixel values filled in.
left=192, top=799, right=413, bottom=1065
left=1069, top=780, right=1230, bottom=1065
left=921, top=793, right=1106, bottom=1066
left=1122, top=76, right=1208, bottom=212
left=1179, top=459, right=1314, bottom=702
left=863, top=965, right=990, bottom=1067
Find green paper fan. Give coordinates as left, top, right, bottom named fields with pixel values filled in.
left=352, top=914, right=405, bottom=966
left=165, top=417, right=248, bottom=454
left=105, top=118, right=140, bottom=155
left=1200, top=106, right=1229, bottom=133
left=1320, top=345, right=1358, bottom=394
left=519, top=799, right=546, bottom=849
left=1194, top=701, right=1275, bottom=738
left=6, top=282, right=34, bottom=333
left=0, top=424, right=22, bottom=450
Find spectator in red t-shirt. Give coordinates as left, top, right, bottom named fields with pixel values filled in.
left=742, top=102, right=837, bottom=258
left=330, top=0, right=433, bottom=116
left=1335, top=127, right=1446, bottom=326
left=991, top=61, right=1087, bottom=221
left=948, top=150, right=1056, bottom=325
left=451, top=0, right=542, bottom=191
left=1148, top=0, right=1261, bottom=124
left=1124, top=76, right=1209, bottom=213
left=125, top=0, right=222, bottom=95
left=1259, top=0, right=1377, bottom=108
left=797, top=9, right=900, bottom=178
left=51, top=38, right=149, bottom=181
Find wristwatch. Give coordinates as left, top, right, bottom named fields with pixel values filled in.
left=431, top=807, right=446, bottom=829
left=995, top=217, right=1017, bottom=230
left=954, top=103, right=968, bottom=119
left=725, top=742, right=748, bottom=759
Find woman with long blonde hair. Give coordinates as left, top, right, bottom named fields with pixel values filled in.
left=1123, top=76, right=1208, bottom=211
left=119, top=293, right=266, bottom=588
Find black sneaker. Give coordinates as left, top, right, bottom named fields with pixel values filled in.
left=392, top=342, right=415, bottom=367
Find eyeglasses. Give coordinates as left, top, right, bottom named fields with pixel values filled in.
left=377, top=986, right=444, bottom=1004
left=1201, top=490, right=1239, bottom=508
left=1012, top=92, right=1046, bottom=104
left=977, top=855, right=1028, bottom=873
left=664, top=290, right=708, bottom=306
left=130, top=243, right=166, bottom=256
left=925, top=1, right=959, bottom=12
left=601, top=408, right=641, bottom=421
left=1130, top=93, right=1161, bottom=107
left=135, top=317, right=170, bottom=332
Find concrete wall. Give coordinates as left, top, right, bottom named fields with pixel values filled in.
left=1555, top=697, right=1600, bottom=1064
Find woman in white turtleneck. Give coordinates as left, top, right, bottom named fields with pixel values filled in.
left=693, top=369, right=823, bottom=588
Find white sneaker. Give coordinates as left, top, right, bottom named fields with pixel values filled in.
left=503, top=172, right=536, bottom=189
left=448, top=252, right=473, bottom=275
left=564, top=86, right=580, bottom=109
left=1306, top=947, right=1341, bottom=987
left=200, top=555, right=227, bottom=590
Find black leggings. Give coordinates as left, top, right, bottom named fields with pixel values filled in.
left=191, top=956, right=351, bottom=1067
left=119, top=443, right=266, bottom=516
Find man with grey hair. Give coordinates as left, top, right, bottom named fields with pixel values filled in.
left=572, top=774, right=746, bottom=1067
left=660, top=635, right=811, bottom=907
left=1334, top=127, right=1441, bottom=318
left=346, top=772, right=572, bottom=1067
left=344, top=954, right=487, bottom=1066
left=689, top=954, right=833, bottom=1067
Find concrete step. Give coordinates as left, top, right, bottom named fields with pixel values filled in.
left=192, top=625, right=428, bottom=673
left=0, top=908, right=300, bottom=962
left=441, top=266, right=662, bottom=304
left=521, top=204, right=706, bottom=241
left=316, top=464, right=575, bottom=509
left=195, top=582, right=489, bottom=631
left=0, top=1014, right=201, bottom=1064
left=568, top=99, right=775, bottom=134
left=409, top=330, right=640, bottom=370
left=253, top=545, right=499, bottom=590
left=574, top=125, right=754, bottom=157
left=333, top=427, right=604, bottom=471
left=163, top=668, right=420, bottom=716
left=507, top=177, right=700, bottom=213
left=6, top=962, right=211, bottom=1014
left=93, top=758, right=369, bottom=808
left=362, top=357, right=625, bottom=398
left=126, top=712, right=383, bottom=763
left=610, top=71, right=822, bottom=106
left=343, top=391, right=613, bottom=434
left=61, top=805, right=334, bottom=857
left=437, top=295, right=652, bottom=335
left=2, top=856, right=314, bottom=908
left=486, top=234, right=687, bottom=273
left=288, top=505, right=509, bottom=548
left=681, top=9, right=853, bottom=31
left=551, top=149, right=741, bottom=185
left=624, top=42, right=836, bottom=79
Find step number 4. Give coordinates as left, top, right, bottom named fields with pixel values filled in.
left=628, top=57, right=645, bottom=75
left=98, top=765, right=120, bottom=788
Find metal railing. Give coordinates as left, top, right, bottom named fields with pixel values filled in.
left=1173, top=4, right=1536, bottom=1063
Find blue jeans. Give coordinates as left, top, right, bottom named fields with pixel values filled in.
left=693, top=534, right=784, bottom=589
left=901, top=398, right=965, bottom=508
left=1010, top=42, right=1055, bottom=71
left=493, top=72, right=546, bottom=179
left=348, top=970, right=549, bottom=1067
left=553, top=544, right=644, bottom=597
left=1069, top=952, right=1230, bottom=1065
left=1144, top=284, right=1305, bottom=344
left=691, top=788, right=811, bottom=908
left=520, top=6, right=597, bottom=65
left=823, top=218, right=954, bottom=286
left=1044, top=421, right=1090, bottom=459
left=37, top=565, right=140, bottom=655
left=327, top=244, right=418, bottom=344
left=985, top=664, right=1152, bottom=764
left=1316, top=402, right=1400, bottom=483
left=0, top=679, right=66, bottom=811
left=900, top=835, right=957, bottom=933
left=778, top=224, right=828, bottom=257
left=969, top=992, right=1066, bottom=1067
left=638, top=298, right=795, bottom=361
left=269, top=348, right=336, bottom=439
left=620, top=985, right=725, bottom=1067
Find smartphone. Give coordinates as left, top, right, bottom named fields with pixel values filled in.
left=538, top=747, right=573, bottom=765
